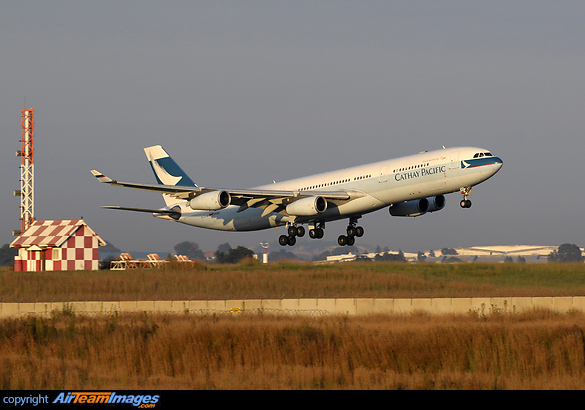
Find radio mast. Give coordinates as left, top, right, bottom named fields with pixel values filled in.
left=14, top=109, right=35, bottom=234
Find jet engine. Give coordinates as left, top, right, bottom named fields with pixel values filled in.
left=427, top=194, right=446, bottom=213
left=389, top=198, right=429, bottom=217
left=389, top=195, right=446, bottom=217
left=286, top=196, right=327, bottom=216
left=188, top=191, right=231, bottom=210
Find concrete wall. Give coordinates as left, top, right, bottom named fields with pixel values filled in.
left=2, top=296, right=585, bottom=318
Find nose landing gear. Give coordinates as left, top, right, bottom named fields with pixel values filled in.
left=460, top=186, right=472, bottom=208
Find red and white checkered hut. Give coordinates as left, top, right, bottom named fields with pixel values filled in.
left=10, top=220, right=106, bottom=271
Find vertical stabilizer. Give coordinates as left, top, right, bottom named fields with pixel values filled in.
left=144, top=145, right=196, bottom=206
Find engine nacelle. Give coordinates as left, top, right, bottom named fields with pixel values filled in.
left=188, top=191, right=231, bottom=210
left=286, top=196, right=327, bottom=216
left=427, top=195, right=446, bottom=213
left=389, top=198, right=429, bottom=217
left=389, top=195, right=446, bottom=217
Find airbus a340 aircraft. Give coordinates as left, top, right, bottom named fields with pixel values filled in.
left=91, top=145, right=502, bottom=247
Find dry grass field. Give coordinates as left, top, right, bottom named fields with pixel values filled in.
left=2, top=260, right=585, bottom=302
left=2, top=261, right=585, bottom=390
left=3, top=310, right=585, bottom=389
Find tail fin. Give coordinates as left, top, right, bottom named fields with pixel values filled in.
left=144, top=145, right=196, bottom=206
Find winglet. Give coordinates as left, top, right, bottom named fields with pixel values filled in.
left=91, top=170, right=114, bottom=183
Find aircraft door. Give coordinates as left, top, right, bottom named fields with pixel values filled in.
left=379, top=164, right=389, bottom=183
left=449, top=151, right=460, bottom=169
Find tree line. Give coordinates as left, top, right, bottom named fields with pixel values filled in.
left=174, top=241, right=254, bottom=264
left=0, top=242, right=583, bottom=267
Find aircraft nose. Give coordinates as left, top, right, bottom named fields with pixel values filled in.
left=492, top=156, right=503, bottom=172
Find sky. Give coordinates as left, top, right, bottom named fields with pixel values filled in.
left=1, top=1, right=585, bottom=255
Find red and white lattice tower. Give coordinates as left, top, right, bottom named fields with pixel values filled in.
left=16, top=109, right=35, bottom=234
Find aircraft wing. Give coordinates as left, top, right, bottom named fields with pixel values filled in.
left=91, top=170, right=358, bottom=216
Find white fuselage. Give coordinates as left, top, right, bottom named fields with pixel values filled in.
left=170, top=146, right=502, bottom=231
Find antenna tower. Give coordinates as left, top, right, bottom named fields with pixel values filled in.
left=15, top=109, right=35, bottom=234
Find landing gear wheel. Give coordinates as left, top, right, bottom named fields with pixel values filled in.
left=279, top=234, right=298, bottom=246
left=296, top=226, right=305, bottom=237
left=355, top=226, right=364, bottom=237
left=288, top=226, right=298, bottom=237
left=309, top=227, right=324, bottom=239
left=338, top=235, right=355, bottom=246
left=460, top=199, right=472, bottom=208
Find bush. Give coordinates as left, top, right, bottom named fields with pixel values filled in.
left=548, top=244, right=583, bottom=262
left=0, top=244, right=18, bottom=267
left=215, top=246, right=254, bottom=264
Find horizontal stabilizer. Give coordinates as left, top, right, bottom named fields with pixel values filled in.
left=101, top=205, right=181, bottom=220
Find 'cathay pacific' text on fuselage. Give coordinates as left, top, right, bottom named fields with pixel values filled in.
left=394, top=165, right=447, bottom=182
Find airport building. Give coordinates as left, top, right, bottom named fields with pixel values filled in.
left=325, top=245, right=567, bottom=263
left=10, top=219, right=106, bottom=272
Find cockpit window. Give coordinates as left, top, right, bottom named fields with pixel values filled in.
left=474, top=152, right=493, bottom=158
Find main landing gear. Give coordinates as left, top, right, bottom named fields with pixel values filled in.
left=279, top=222, right=325, bottom=246
left=278, top=219, right=364, bottom=247
left=460, top=186, right=472, bottom=208
left=278, top=224, right=305, bottom=247
left=337, top=217, right=364, bottom=247
left=308, top=224, right=324, bottom=239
